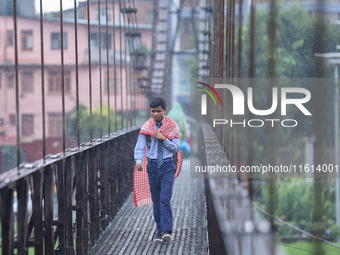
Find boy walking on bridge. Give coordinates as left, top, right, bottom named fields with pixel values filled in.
left=134, top=98, right=182, bottom=242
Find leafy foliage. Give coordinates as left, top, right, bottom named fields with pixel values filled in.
left=241, top=5, right=340, bottom=78
left=260, top=178, right=339, bottom=240
left=67, top=104, right=127, bottom=144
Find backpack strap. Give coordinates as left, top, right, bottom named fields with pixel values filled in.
left=146, top=134, right=151, bottom=148
left=173, top=152, right=178, bottom=165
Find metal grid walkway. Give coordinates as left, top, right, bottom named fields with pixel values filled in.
left=89, top=159, right=209, bottom=255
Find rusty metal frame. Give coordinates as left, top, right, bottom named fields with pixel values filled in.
left=1, top=0, right=147, bottom=252
left=0, top=129, right=138, bottom=254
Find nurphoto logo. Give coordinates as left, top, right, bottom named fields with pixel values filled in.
left=196, top=82, right=312, bottom=128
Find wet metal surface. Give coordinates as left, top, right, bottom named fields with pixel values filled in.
left=202, top=124, right=274, bottom=255
left=0, top=128, right=139, bottom=254
left=89, top=159, right=209, bottom=255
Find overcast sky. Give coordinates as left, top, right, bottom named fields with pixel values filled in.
left=35, top=0, right=81, bottom=13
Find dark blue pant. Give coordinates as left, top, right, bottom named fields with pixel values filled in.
left=147, top=159, right=176, bottom=233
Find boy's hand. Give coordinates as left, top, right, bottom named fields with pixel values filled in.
left=137, top=163, right=143, bottom=171
left=155, top=131, right=166, bottom=141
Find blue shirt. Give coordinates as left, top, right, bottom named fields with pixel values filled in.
left=134, top=120, right=180, bottom=164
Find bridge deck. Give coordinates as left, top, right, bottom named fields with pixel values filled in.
left=89, top=159, right=209, bottom=255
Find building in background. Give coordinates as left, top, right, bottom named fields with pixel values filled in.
left=0, top=0, right=152, bottom=172
left=0, top=0, right=35, bottom=17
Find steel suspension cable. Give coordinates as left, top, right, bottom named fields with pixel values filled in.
left=247, top=0, right=256, bottom=199
left=124, top=0, right=135, bottom=126
left=59, top=0, right=66, bottom=154
left=122, top=0, right=130, bottom=128
left=127, top=0, right=135, bottom=126
left=236, top=0, right=243, bottom=178
left=98, top=0, right=103, bottom=137
left=74, top=0, right=80, bottom=147
left=39, top=0, right=46, bottom=161
left=119, top=0, right=124, bottom=130
left=112, top=0, right=118, bottom=132
left=105, top=0, right=111, bottom=135
left=132, top=0, right=141, bottom=125
left=13, top=0, right=20, bottom=171
left=87, top=0, right=93, bottom=142
left=127, top=0, right=133, bottom=127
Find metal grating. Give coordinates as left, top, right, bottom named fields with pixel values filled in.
left=89, top=159, right=209, bottom=255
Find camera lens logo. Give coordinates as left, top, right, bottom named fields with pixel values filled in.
left=196, top=82, right=223, bottom=115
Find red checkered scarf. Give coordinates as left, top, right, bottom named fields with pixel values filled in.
left=133, top=116, right=183, bottom=207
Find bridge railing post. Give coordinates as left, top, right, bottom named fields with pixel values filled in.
left=82, top=151, right=89, bottom=255
left=44, top=166, right=55, bottom=255
left=75, top=153, right=83, bottom=255
left=0, top=128, right=140, bottom=254
left=65, top=157, right=74, bottom=254
left=56, top=161, right=66, bottom=254
left=33, top=171, right=43, bottom=255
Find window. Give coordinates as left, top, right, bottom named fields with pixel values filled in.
left=90, top=33, right=112, bottom=49
left=9, top=115, right=15, bottom=125
left=7, top=73, right=14, bottom=88
left=146, top=10, right=153, bottom=24
left=128, top=78, right=135, bottom=93
left=48, top=72, right=71, bottom=94
left=0, top=71, right=2, bottom=89
left=49, top=114, right=63, bottom=136
left=101, top=33, right=112, bottom=49
left=7, top=31, right=13, bottom=46
left=22, top=114, right=34, bottom=136
left=21, top=31, right=33, bottom=51
left=95, top=8, right=111, bottom=23
left=0, top=119, right=4, bottom=126
left=90, top=32, right=98, bottom=47
left=105, top=78, right=119, bottom=94
left=22, top=72, right=33, bottom=93
left=119, top=13, right=125, bottom=25
left=105, top=71, right=119, bottom=94
left=51, top=32, right=67, bottom=50
left=180, top=20, right=194, bottom=50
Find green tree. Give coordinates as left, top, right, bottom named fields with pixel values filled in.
left=261, top=179, right=335, bottom=238
left=244, top=6, right=339, bottom=242
left=238, top=5, right=338, bottom=167
left=67, top=104, right=127, bottom=144
left=241, top=5, right=340, bottom=78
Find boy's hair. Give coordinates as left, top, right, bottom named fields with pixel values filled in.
left=150, top=98, right=166, bottom=110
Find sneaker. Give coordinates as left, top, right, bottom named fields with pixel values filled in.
left=153, top=232, right=162, bottom=242
left=162, top=231, right=171, bottom=242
